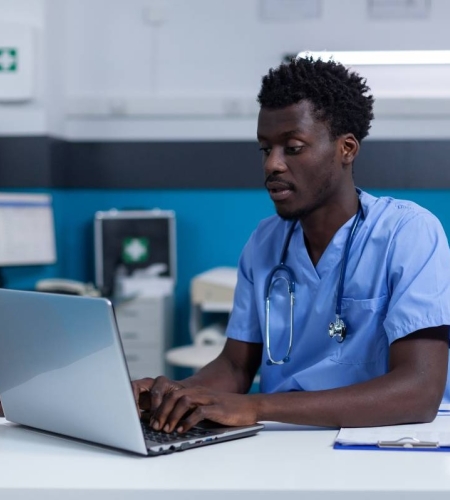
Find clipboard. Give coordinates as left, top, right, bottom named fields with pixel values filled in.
left=334, top=415, right=450, bottom=452
left=334, top=439, right=449, bottom=452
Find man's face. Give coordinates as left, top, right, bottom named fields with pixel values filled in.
left=257, top=100, right=346, bottom=220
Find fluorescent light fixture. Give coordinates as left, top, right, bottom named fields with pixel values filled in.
left=296, top=50, right=450, bottom=65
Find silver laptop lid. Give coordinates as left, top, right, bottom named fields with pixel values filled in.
left=0, top=289, right=147, bottom=455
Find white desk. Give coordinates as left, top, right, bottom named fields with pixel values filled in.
left=1, top=418, right=450, bottom=499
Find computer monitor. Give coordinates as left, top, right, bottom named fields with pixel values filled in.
left=0, top=192, right=56, bottom=267
left=94, top=209, right=176, bottom=297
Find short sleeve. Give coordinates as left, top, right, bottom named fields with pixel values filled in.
left=225, top=232, right=263, bottom=344
left=383, top=212, right=450, bottom=344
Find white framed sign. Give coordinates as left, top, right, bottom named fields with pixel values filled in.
left=0, top=23, right=35, bottom=101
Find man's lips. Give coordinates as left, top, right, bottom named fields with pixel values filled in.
left=266, top=181, right=294, bottom=201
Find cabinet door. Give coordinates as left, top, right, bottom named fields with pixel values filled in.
left=123, top=345, right=164, bottom=380
left=114, top=296, right=173, bottom=379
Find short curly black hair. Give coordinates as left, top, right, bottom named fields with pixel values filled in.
left=257, top=56, right=374, bottom=143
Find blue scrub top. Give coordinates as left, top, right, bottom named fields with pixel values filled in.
left=226, top=190, right=450, bottom=400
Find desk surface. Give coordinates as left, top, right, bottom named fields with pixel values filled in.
left=1, top=418, right=450, bottom=499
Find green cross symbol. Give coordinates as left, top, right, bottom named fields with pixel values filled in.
left=122, top=237, right=150, bottom=264
left=0, top=48, right=18, bottom=72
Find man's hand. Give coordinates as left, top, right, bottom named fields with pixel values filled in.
left=148, top=386, right=259, bottom=433
left=132, top=376, right=185, bottom=416
left=132, top=377, right=259, bottom=433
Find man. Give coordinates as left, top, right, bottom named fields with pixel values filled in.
left=133, top=55, right=450, bottom=433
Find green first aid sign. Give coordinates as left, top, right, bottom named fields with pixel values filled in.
left=122, top=237, right=150, bottom=264
left=0, top=48, right=18, bottom=72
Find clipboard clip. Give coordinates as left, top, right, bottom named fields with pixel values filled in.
left=378, top=437, right=440, bottom=449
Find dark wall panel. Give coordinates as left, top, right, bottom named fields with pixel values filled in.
left=49, top=138, right=70, bottom=187
left=355, top=141, right=450, bottom=189
left=0, top=137, right=449, bottom=189
left=62, top=141, right=264, bottom=189
left=0, top=137, right=52, bottom=187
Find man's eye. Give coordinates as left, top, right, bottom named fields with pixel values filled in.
left=259, top=147, right=271, bottom=155
left=285, top=146, right=303, bottom=155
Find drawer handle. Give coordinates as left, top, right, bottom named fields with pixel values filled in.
left=120, top=311, right=139, bottom=318
left=122, top=332, right=139, bottom=340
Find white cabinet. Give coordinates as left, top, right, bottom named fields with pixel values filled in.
left=115, top=295, right=173, bottom=380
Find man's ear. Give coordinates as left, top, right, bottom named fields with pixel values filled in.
left=340, top=134, right=359, bottom=166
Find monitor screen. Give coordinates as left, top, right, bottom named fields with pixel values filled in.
left=0, top=193, right=56, bottom=266
left=94, top=210, right=176, bottom=297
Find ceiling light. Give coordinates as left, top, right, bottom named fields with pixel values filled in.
left=296, top=50, right=450, bottom=65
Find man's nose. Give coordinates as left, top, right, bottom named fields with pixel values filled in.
left=264, top=148, right=287, bottom=177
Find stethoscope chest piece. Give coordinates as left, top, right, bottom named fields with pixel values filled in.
left=328, top=315, right=346, bottom=343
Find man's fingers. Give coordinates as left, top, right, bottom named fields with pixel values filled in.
left=162, top=392, right=199, bottom=432
left=147, top=376, right=185, bottom=419
left=131, top=378, right=155, bottom=412
left=147, top=376, right=175, bottom=414
left=176, top=406, right=211, bottom=433
left=154, top=388, right=217, bottom=432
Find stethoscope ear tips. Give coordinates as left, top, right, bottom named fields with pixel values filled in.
left=283, top=356, right=290, bottom=363
left=266, top=359, right=273, bottom=366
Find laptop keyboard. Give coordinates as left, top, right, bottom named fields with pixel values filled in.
left=142, top=423, right=215, bottom=444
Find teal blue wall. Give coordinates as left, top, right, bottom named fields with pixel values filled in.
left=3, top=188, right=450, bottom=347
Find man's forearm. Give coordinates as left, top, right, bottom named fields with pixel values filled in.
left=144, top=333, right=447, bottom=433
left=181, top=353, right=254, bottom=394
left=251, top=368, right=441, bottom=427
left=236, top=328, right=448, bottom=427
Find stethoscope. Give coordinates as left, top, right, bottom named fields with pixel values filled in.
left=264, top=203, right=363, bottom=366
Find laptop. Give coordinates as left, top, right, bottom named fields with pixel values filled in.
left=0, top=289, right=263, bottom=456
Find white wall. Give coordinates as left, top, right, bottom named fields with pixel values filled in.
left=3, top=0, right=450, bottom=139
left=44, top=0, right=66, bottom=137
left=64, top=0, right=450, bottom=95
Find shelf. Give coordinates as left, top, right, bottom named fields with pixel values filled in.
left=165, top=344, right=224, bottom=369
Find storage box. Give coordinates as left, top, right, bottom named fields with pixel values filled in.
left=94, top=209, right=176, bottom=297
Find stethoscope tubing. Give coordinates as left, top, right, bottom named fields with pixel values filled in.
left=264, top=202, right=364, bottom=365
left=335, top=207, right=363, bottom=316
